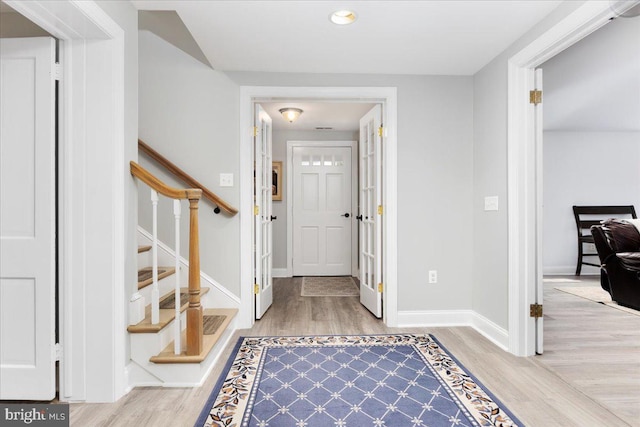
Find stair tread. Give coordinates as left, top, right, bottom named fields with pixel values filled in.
left=138, top=266, right=176, bottom=290
left=150, top=308, right=238, bottom=364
left=138, top=245, right=152, bottom=253
left=127, top=287, right=210, bottom=333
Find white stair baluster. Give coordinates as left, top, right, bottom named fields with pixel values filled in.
left=173, top=199, right=181, bottom=354
left=151, top=189, right=159, bottom=324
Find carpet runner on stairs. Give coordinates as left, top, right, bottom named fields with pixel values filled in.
left=137, top=266, right=176, bottom=290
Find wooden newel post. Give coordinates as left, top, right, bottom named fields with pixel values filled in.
left=186, top=196, right=203, bottom=356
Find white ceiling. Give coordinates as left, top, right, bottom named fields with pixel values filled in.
left=132, top=0, right=562, bottom=76
left=261, top=102, right=375, bottom=131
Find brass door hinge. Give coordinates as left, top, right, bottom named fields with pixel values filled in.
left=529, top=303, right=543, bottom=318
left=378, top=283, right=383, bottom=293
left=254, top=205, right=259, bottom=216
left=378, top=205, right=383, bottom=215
left=253, top=126, right=259, bottom=137
left=254, top=283, right=260, bottom=294
left=529, top=90, right=542, bottom=105
left=378, top=126, right=383, bottom=137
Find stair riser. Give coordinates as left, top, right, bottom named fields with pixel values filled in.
left=130, top=311, right=187, bottom=358
left=137, top=269, right=184, bottom=303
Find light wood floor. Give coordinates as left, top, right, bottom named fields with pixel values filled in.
left=539, top=275, right=640, bottom=426
left=69, top=276, right=639, bottom=426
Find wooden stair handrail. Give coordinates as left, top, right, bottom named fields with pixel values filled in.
left=138, top=139, right=238, bottom=216
left=130, top=162, right=202, bottom=201
left=131, top=159, right=204, bottom=356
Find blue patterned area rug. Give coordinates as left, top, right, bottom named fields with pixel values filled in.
left=196, top=335, right=521, bottom=427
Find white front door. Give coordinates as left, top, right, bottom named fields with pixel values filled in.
left=292, top=146, right=352, bottom=276
left=0, top=37, right=57, bottom=400
left=359, top=105, right=383, bottom=318
left=254, top=104, right=274, bottom=319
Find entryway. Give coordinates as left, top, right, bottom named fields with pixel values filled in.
left=239, top=87, right=398, bottom=329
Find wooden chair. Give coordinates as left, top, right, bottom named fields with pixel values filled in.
left=573, top=205, right=637, bottom=275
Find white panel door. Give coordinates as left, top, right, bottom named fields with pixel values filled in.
left=359, top=105, right=383, bottom=318
left=0, top=37, right=56, bottom=400
left=293, top=146, right=352, bottom=276
left=254, top=105, right=273, bottom=319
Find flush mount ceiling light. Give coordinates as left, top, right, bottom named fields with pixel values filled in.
left=330, top=10, right=357, bottom=25
left=279, top=108, right=303, bottom=123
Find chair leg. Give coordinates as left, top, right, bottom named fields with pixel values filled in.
left=576, top=242, right=583, bottom=276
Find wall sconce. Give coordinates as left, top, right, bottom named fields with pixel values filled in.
left=279, top=108, right=303, bottom=123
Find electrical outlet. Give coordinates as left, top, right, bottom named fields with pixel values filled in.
left=428, top=270, right=437, bottom=284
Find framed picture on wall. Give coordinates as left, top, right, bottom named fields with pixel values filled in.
left=272, top=161, right=283, bottom=201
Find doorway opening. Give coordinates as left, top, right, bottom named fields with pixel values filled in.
left=507, top=1, right=638, bottom=357
left=253, top=101, right=384, bottom=320
left=239, top=87, right=398, bottom=330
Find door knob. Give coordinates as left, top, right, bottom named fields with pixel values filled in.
left=271, top=215, right=277, bottom=221
left=356, top=215, right=363, bottom=221
left=341, top=213, right=350, bottom=218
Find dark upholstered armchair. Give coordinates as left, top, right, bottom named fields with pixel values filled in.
left=591, top=219, right=640, bottom=310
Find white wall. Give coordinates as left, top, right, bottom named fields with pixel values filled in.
left=271, top=129, right=358, bottom=270
left=543, top=132, right=640, bottom=274
left=229, top=71, right=474, bottom=312
left=541, top=17, right=640, bottom=275
left=543, top=16, right=640, bottom=132
left=138, top=30, right=241, bottom=296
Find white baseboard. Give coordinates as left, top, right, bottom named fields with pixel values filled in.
left=272, top=268, right=290, bottom=278
left=470, top=312, right=508, bottom=351
left=543, top=265, right=599, bottom=275
left=397, top=310, right=508, bottom=352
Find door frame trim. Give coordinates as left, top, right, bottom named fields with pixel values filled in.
left=239, top=86, right=398, bottom=329
left=507, top=1, right=636, bottom=356
left=286, top=141, right=358, bottom=278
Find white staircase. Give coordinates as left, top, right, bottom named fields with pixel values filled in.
left=128, top=241, right=237, bottom=387
left=127, top=159, right=239, bottom=388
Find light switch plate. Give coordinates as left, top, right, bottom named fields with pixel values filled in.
left=484, top=196, right=499, bottom=211
left=219, top=173, right=233, bottom=187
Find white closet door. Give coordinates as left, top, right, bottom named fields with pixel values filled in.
left=0, top=37, right=56, bottom=400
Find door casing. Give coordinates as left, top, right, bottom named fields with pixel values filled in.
left=287, top=141, right=358, bottom=278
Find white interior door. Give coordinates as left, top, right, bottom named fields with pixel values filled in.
left=254, top=104, right=273, bottom=319
left=292, top=146, right=352, bottom=276
left=0, top=37, right=56, bottom=400
left=359, top=105, right=383, bottom=318
left=534, top=68, right=544, bottom=354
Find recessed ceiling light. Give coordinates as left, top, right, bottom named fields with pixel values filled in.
left=330, top=10, right=357, bottom=25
